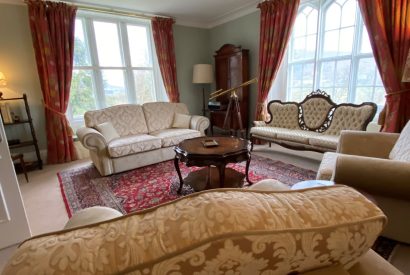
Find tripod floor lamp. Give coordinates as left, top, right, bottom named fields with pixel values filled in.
left=193, top=64, right=213, bottom=116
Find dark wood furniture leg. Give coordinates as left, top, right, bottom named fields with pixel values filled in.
left=11, top=154, right=29, bottom=183
left=245, top=154, right=252, bottom=185
left=217, top=164, right=226, bottom=188
left=174, top=157, right=184, bottom=194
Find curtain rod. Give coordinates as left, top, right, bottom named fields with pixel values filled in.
left=24, top=0, right=173, bottom=21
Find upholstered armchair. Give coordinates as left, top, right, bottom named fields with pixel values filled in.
left=317, top=122, right=410, bottom=244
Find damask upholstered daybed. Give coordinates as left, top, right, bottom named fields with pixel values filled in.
left=3, top=186, right=401, bottom=274
left=250, top=91, right=377, bottom=153
left=77, top=102, right=209, bottom=176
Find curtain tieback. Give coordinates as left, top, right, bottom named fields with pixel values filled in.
left=387, top=89, right=410, bottom=96
left=44, top=104, right=66, bottom=118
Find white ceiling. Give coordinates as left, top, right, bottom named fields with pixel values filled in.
left=2, top=0, right=260, bottom=28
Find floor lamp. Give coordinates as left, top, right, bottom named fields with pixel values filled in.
left=193, top=64, right=213, bottom=116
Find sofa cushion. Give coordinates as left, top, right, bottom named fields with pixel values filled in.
left=267, top=102, right=300, bottom=129
left=151, top=128, right=201, bottom=147
left=324, top=105, right=375, bottom=136
left=85, top=104, right=148, bottom=136
left=309, top=135, right=340, bottom=150
left=276, top=129, right=321, bottom=144
left=172, top=113, right=191, bottom=129
left=3, top=186, right=386, bottom=274
left=143, top=102, right=189, bottom=133
left=250, top=126, right=292, bottom=139
left=389, top=121, right=410, bottom=162
left=301, top=97, right=334, bottom=129
left=94, top=122, right=120, bottom=142
left=108, top=134, right=162, bottom=158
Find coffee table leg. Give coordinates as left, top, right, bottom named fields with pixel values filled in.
left=174, top=157, right=184, bottom=194
left=218, top=164, right=226, bottom=188
left=245, top=154, right=253, bottom=185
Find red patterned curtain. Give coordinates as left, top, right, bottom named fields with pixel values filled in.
left=151, top=17, right=180, bottom=103
left=255, top=0, right=300, bottom=121
left=358, top=0, right=410, bottom=133
left=27, top=0, right=77, bottom=163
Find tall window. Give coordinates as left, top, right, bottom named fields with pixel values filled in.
left=69, top=12, right=166, bottom=129
left=286, top=0, right=384, bottom=114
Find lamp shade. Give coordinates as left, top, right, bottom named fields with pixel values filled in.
left=0, top=72, right=6, bottom=87
left=193, top=64, right=213, bottom=84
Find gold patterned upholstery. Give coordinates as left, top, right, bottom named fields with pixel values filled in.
left=143, top=102, right=189, bottom=133
left=3, top=186, right=386, bottom=274
left=267, top=102, right=300, bottom=129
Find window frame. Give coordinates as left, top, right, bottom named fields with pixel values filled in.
left=68, top=11, right=166, bottom=129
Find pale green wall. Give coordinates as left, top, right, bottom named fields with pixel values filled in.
left=173, top=25, right=210, bottom=115
left=209, top=11, right=260, bottom=126
left=0, top=4, right=46, bottom=151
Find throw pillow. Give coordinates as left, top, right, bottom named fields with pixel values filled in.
left=389, top=121, right=410, bottom=162
left=172, top=113, right=191, bottom=129
left=95, top=122, right=120, bottom=143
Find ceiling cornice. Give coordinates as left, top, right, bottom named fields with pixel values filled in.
left=0, top=0, right=260, bottom=30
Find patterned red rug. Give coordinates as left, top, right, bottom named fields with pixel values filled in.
left=58, top=155, right=316, bottom=217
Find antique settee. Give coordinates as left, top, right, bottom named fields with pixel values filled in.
left=3, top=186, right=402, bottom=275
left=77, top=102, right=209, bottom=176
left=316, top=121, right=410, bottom=244
left=250, top=91, right=377, bottom=152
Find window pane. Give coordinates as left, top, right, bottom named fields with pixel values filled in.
left=373, top=87, right=385, bottom=106
left=292, top=37, right=306, bottom=61
left=290, top=87, right=303, bottom=101
left=70, top=70, right=96, bottom=118
left=302, top=63, right=314, bottom=88
left=74, top=19, right=91, bottom=66
left=290, top=64, right=303, bottom=87
left=127, top=25, right=151, bottom=67
left=339, top=27, right=354, bottom=55
left=335, top=59, right=351, bottom=86
left=355, top=87, right=373, bottom=103
left=102, top=70, right=127, bottom=106
left=307, top=8, right=318, bottom=35
left=294, top=13, right=306, bottom=37
left=375, top=70, right=383, bottom=86
left=320, top=61, right=335, bottom=87
left=357, top=58, right=376, bottom=85
left=360, top=26, right=373, bottom=54
left=94, top=21, right=123, bottom=67
left=325, top=3, right=341, bottom=31
left=133, top=70, right=155, bottom=103
left=322, top=30, right=339, bottom=57
left=334, top=87, right=348, bottom=102
left=306, top=35, right=317, bottom=59
left=340, top=0, right=356, bottom=27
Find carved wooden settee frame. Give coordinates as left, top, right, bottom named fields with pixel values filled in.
left=250, top=90, right=377, bottom=153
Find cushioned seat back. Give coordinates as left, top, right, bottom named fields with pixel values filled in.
left=324, top=104, right=376, bottom=136
left=143, top=102, right=189, bottom=133
left=84, top=104, right=148, bottom=136
left=3, top=186, right=386, bottom=274
left=267, top=102, right=300, bottom=129
left=300, top=97, right=334, bottom=130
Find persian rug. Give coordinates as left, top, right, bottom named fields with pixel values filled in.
left=58, top=155, right=316, bottom=217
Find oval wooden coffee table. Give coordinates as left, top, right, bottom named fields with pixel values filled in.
left=174, top=136, right=252, bottom=193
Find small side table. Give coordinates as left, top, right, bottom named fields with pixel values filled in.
left=11, top=154, right=29, bottom=183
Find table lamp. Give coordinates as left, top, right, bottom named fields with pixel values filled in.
left=0, top=72, right=6, bottom=99
left=193, top=64, right=213, bottom=116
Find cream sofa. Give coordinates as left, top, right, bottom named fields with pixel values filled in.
left=317, top=121, right=410, bottom=244
left=250, top=91, right=376, bottom=152
left=77, top=102, right=209, bottom=176
left=3, top=186, right=402, bottom=274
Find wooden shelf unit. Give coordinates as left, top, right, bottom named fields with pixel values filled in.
left=0, top=94, right=43, bottom=170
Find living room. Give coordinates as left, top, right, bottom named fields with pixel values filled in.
left=0, top=0, right=409, bottom=274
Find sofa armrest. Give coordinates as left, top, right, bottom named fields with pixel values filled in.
left=76, top=127, right=108, bottom=152
left=190, top=115, right=210, bottom=135
left=333, top=154, right=410, bottom=201
left=337, top=130, right=400, bottom=158
left=253, top=121, right=267, bottom=126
